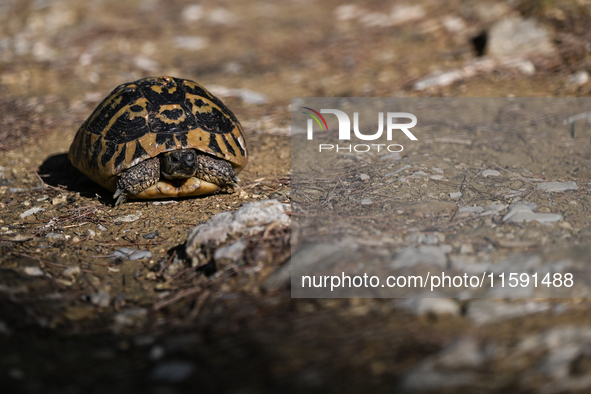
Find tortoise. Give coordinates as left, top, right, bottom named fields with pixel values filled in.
left=69, top=76, right=247, bottom=205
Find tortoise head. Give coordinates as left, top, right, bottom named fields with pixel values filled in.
left=159, top=149, right=197, bottom=179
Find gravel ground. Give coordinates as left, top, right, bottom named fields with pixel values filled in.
left=2, top=0, right=591, bottom=393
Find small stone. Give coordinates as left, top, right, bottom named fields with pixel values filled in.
left=62, top=266, right=81, bottom=278
left=450, top=192, right=462, bottom=200
left=459, top=243, right=474, bottom=254
left=487, top=17, right=555, bottom=58
left=384, top=164, right=411, bottom=176
left=90, top=291, right=111, bottom=308
left=502, top=204, right=562, bottom=223
left=186, top=200, right=290, bottom=267
left=173, top=36, right=208, bottom=51
left=23, top=266, right=44, bottom=276
left=535, top=181, right=578, bottom=192
left=569, top=71, right=589, bottom=86
left=360, top=198, right=373, bottom=205
left=359, top=174, right=370, bottom=181
left=399, top=298, right=460, bottom=316
left=111, top=248, right=152, bottom=261
left=152, top=200, right=177, bottom=205
left=97, top=224, right=107, bottom=231
left=46, top=233, right=69, bottom=240
left=391, top=245, right=452, bottom=269
left=143, top=230, right=159, bottom=239
left=414, top=70, right=464, bottom=90
left=87, top=229, right=96, bottom=238
left=380, top=152, right=401, bottom=161
left=182, top=5, right=203, bottom=22
left=113, top=213, right=141, bottom=223
left=442, top=16, right=466, bottom=33
left=51, top=195, right=67, bottom=205
left=482, top=169, right=500, bottom=177
left=19, top=207, right=44, bottom=218
left=459, top=206, right=484, bottom=214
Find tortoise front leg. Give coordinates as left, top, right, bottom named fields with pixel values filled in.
left=113, top=157, right=160, bottom=205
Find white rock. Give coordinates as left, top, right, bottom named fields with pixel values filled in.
left=391, top=245, right=452, bottom=268
left=61, top=266, right=81, bottom=278
left=182, top=5, right=203, bottom=22
left=482, top=169, right=500, bottom=177
left=173, top=36, right=208, bottom=51
left=535, top=181, right=578, bottom=192
left=20, top=207, right=44, bottom=218
left=481, top=204, right=507, bottom=216
left=113, top=213, right=141, bottom=223
left=414, top=69, right=464, bottom=90
left=186, top=200, right=290, bottom=266
left=360, top=198, right=372, bottom=205
left=488, top=17, right=555, bottom=58
left=90, top=291, right=111, bottom=308
left=569, top=71, right=589, bottom=86
left=112, top=248, right=152, bottom=261
left=502, top=204, right=562, bottom=223
left=390, top=5, right=425, bottom=26
left=442, top=16, right=466, bottom=33
left=359, top=174, right=370, bottom=181
left=399, top=298, right=460, bottom=316
left=450, top=192, right=462, bottom=200
left=459, top=206, right=484, bottom=214
left=23, top=266, right=44, bottom=276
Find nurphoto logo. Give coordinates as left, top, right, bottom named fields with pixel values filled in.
left=302, top=107, right=418, bottom=153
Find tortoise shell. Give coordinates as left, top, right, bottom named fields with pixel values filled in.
left=69, top=76, right=247, bottom=197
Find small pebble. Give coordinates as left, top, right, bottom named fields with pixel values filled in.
left=62, top=266, right=81, bottom=278
left=112, top=247, right=152, bottom=261
left=535, top=181, right=578, bottom=192
left=143, top=230, right=159, bottom=240
left=90, top=292, right=111, bottom=308
left=361, top=198, right=373, bottom=205
left=20, top=207, right=45, bottom=218
left=450, top=192, right=462, bottom=200
left=359, top=174, right=370, bottom=181
left=23, top=266, right=44, bottom=276
left=113, top=213, right=141, bottom=223
left=482, top=169, right=500, bottom=177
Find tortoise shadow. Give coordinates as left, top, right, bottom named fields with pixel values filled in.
left=38, top=153, right=111, bottom=200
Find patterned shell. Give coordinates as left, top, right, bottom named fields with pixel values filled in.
left=69, top=76, right=247, bottom=192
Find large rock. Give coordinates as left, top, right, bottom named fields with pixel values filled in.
left=488, top=17, right=555, bottom=58
left=185, top=200, right=290, bottom=267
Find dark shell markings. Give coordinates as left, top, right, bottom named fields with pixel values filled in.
left=68, top=76, right=247, bottom=197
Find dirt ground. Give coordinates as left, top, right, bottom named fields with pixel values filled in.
left=2, top=0, right=591, bottom=393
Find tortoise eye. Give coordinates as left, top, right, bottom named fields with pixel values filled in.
left=184, top=151, right=195, bottom=164
left=170, top=152, right=181, bottom=164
